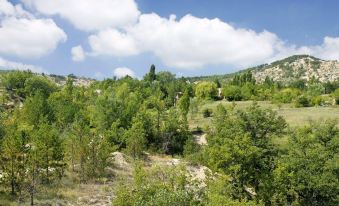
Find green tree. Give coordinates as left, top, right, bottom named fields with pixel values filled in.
left=2, top=122, right=23, bottom=195
left=144, top=64, right=157, bottom=82
left=205, top=104, right=286, bottom=203
left=178, top=90, right=190, bottom=119
left=125, top=118, right=146, bottom=159
left=222, top=85, right=242, bottom=101
left=113, top=164, right=201, bottom=206
left=34, top=121, right=64, bottom=183
left=273, top=120, right=339, bottom=205
left=333, top=88, right=339, bottom=105
left=67, top=114, right=91, bottom=182
left=1, top=70, right=33, bottom=97
left=195, top=81, right=217, bottom=100
left=24, top=76, right=57, bottom=97
left=21, top=92, right=53, bottom=127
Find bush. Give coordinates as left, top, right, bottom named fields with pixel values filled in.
left=273, top=88, right=300, bottom=103
left=113, top=164, right=202, bottom=206
left=333, top=88, right=339, bottom=105
left=222, top=85, right=242, bottom=101
left=195, top=82, right=218, bottom=100
left=311, top=96, right=324, bottom=106
left=203, top=108, right=212, bottom=118
left=294, top=95, right=310, bottom=107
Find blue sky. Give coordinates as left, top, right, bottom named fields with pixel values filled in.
left=1, top=0, right=339, bottom=79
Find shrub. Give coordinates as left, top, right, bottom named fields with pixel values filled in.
left=311, top=96, right=324, bottom=106
left=195, top=82, right=218, bottom=100
left=222, top=85, right=242, bottom=101
left=273, top=88, right=300, bottom=103
left=294, top=95, right=310, bottom=107
left=203, top=108, right=212, bottom=118
left=333, top=88, right=339, bottom=105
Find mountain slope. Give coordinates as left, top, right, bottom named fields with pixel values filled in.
left=251, top=55, right=339, bottom=83
left=187, top=55, right=339, bottom=83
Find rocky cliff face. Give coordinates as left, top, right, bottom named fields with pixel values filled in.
left=251, top=55, right=339, bottom=83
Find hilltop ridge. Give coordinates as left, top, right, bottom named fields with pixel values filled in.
left=188, top=55, right=339, bottom=83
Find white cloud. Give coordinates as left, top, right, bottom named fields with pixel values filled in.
left=308, top=37, right=339, bottom=60
left=71, top=45, right=85, bottom=61
left=22, top=0, right=140, bottom=31
left=88, top=29, right=139, bottom=57
left=85, top=14, right=289, bottom=69
left=131, top=14, right=284, bottom=68
left=0, top=18, right=67, bottom=58
left=84, top=13, right=339, bottom=69
left=113, top=67, right=135, bottom=78
left=0, top=0, right=32, bottom=18
left=0, top=0, right=67, bottom=59
left=0, top=56, right=46, bottom=73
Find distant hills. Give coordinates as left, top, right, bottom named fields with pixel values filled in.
left=250, top=55, right=339, bottom=83
left=188, top=55, right=339, bottom=83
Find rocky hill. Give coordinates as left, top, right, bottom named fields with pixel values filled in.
left=249, top=55, right=339, bottom=83
left=187, top=55, right=339, bottom=84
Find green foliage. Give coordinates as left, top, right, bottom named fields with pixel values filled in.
left=195, top=81, right=217, bottom=100
left=0, top=69, right=338, bottom=205
left=333, top=88, right=339, bottom=105
left=231, top=71, right=255, bottom=86
left=178, top=90, right=190, bottom=118
left=113, top=164, right=202, bottom=206
left=21, top=92, right=54, bottom=126
left=203, top=108, right=212, bottom=118
left=144, top=64, right=157, bottom=82
left=222, top=85, right=242, bottom=101
left=125, top=118, right=146, bottom=159
left=205, top=103, right=286, bottom=203
left=161, top=108, right=191, bottom=155
left=307, top=83, right=325, bottom=97
left=204, top=175, right=260, bottom=206
left=1, top=70, right=33, bottom=97
left=24, top=76, right=57, bottom=97
left=273, top=120, right=339, bottom=205
left=294, top=95, right=311, bottom=107
left=273, top=88, right=300, bottom=103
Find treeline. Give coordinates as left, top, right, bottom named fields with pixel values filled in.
left=193, top=71, right=339, bottom=107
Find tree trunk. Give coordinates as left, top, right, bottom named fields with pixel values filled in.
left=11, top=158, right=15, bottom=195
left=71, top=142, right=75, bottom=172
left=30, top=192, right=34, bottom=206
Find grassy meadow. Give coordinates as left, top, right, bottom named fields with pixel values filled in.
left=188, top=100, right=339, bottom=129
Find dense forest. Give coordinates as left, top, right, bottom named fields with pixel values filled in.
left=0, top=66, right=338, bottom=205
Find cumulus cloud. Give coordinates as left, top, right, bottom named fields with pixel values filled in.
left=84, top=13, right=339, bottom=69
left=308, top=37, right=339, bottom=60
left=84, top=13, right=291, bottom=69
left=12, top=0, right=339, bottom=71
left=0, top=56, right=46, bottom=73
left=22, top=0, right=140, bottom=31
left=128, top=14, right=282, bottom=68
left=113, top=67, right=135, bottom=78
left=0, top=18, right=67, bottom=58
left=88, top=29, right=140, bottom=57
left=0, top=0, right=32, bottom=17
left=71, top=45, right=85, bottom=61
left=0, top=0, right=66, bottom=58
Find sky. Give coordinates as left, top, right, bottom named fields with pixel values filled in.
left=1, top=0, right=339, bottom=79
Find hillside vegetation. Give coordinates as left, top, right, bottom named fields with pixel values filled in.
left=0, top=61, right=338, bottom=206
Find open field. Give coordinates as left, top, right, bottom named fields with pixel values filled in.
left=188, top=100, right=339, bottom=129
